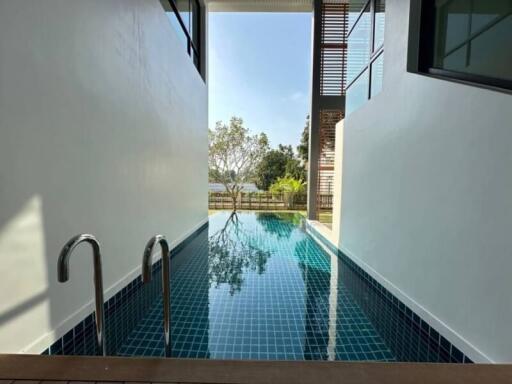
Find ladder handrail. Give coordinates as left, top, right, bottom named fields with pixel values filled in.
left=57, top=234, right=106, bottom=356
left=141, top=235, right=171, bottom=357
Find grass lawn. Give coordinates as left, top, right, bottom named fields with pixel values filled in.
left=209, top=209, right=331, bottom=228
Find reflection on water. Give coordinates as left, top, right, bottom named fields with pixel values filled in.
left=295, top=237, right=332, bottom=360
left=208, top=212, right=272, bottom=295
left=256, top=212, right=302, bottom=239
left=203, top=212, right=393, bottom=360
left=119, top=211, right=395, bottom=361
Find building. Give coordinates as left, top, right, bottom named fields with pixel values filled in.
left=0, top=0, right=511, bottom=382
left=320, top=0, right=512, bottom=363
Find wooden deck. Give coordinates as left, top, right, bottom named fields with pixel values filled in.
left=1, top=355, right=512, bottom=384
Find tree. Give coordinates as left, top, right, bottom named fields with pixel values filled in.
left=285, top=157, right=307, bottom=182
left=297, top=115, right=310, bottom=164
left=255, top=145, right=299, bottom=191
left=269, top=176, right=306, bottom=209
left=209, top=117, right=269, bottom=211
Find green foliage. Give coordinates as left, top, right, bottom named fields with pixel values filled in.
left=209, top=117, right=269, bottom=210
left=254, top=145, right=290, bottom=191
left=269, top=176, right=306, bottom=194
left=269, top=176, right=306, bottom=209
left=255, top=144, right=306, bottom=191
left=297, top=115, right=309, bottom=163
left=285, top=157, right=307, bottom=182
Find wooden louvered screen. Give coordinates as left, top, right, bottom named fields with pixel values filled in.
left=316, top=109, right=343, bottom=218
left=320, top=2, right=348, bottom=96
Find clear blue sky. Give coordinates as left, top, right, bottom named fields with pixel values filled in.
left=208, top=12, right=312, bottom=149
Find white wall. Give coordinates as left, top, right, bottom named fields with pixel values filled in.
left=0, top=0, right=208, bottom=353
left=331, top=120, right=344, bottom=248
left=339, top=0, right=512, bottom=363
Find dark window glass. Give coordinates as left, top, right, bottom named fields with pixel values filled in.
left=441, top=44, right=466, bottom=72
left=425, top=0, right=512, bottom=88
left=471, top=0, right=511, bottom=33
left=466, top=15, right=512, bottom=80
left=434, top=0, right=470, bottom=55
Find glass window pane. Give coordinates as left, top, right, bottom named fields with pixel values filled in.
left=348, top=0, right=368, bottom=31
left=346, top=69, right=369, bottom=116
left=347, top=4, right=371, bottom=84
left=471, top=0, right=512, bottom=34
left=434, top=0, right=470, bottom=56
left=370, top=53, right=384, bottom=98
left=174, top=0, right=190, bottom=34
left=374, top=0, right=385, bottom=49
left=441, top=44, right=467, bottom=72
left=466, top=14, right=512, bottom=80
left=432, top=0, right=512, bottom=82
left=422, top=0, right=511, bottom=88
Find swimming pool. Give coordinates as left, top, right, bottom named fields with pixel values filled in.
left=45, top=211, right=471, bottom=363
left=113, top=212, right=467, bottom=362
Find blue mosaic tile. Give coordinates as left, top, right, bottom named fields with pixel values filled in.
left=118, top=212, right=394, bottom=361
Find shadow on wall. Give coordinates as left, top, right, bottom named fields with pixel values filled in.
left=0, top=195, right=51, bottom=352
left=0, top=193, right=95, bottom=354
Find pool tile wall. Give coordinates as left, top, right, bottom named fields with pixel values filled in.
left=42, top=223, right=208, bottom=356
left=305, top=222, right=473, bottom=363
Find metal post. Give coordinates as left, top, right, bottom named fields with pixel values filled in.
left=308, top=0, right=323, bottom=220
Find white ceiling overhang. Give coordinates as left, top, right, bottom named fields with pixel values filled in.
left=207, top=0, right=314, bottom=12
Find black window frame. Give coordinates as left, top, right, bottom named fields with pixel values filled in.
left=162, top=0, right=204, bottom=77
left=409, top=0, right=512, bottom=93
left=346, top=0, right=385, bottom=107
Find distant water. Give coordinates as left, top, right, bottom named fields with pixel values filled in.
left=209, top=183, right=261, bottom=192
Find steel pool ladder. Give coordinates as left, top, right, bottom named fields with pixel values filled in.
left=57, top=234, right=106, bottom=356
left=57, top=234, right=172, bottom=357
left=141, top=235, right=172, bottom=357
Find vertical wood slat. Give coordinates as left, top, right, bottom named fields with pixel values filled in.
left=316, top=109, right=342, bottom=218
left=320, top=2, right=349, bottom=96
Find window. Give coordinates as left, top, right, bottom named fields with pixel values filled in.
left=346, top=0, right=386, bottom=116
left=160, top=0, right=203, bottom=76
left=412, top=0, right=512, bottom=91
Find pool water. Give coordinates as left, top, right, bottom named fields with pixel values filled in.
left=117, top=211, right=397, bottom=361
